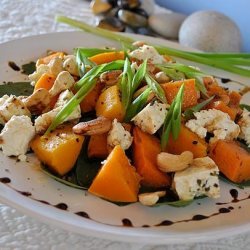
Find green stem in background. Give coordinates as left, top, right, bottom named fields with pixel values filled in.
left=56, top=16, right=250, bottom=77
left=56, top=15, right=134, bottom=48
left=155, top=46, right=250, bottom=77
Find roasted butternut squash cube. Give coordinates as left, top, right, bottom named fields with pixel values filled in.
left=161, top=79, right=198, bottom=109
left=80, top=82, right=104, bottom=113
left=88, top=133, right=109, bottom=159
left=209, top=140, right=250, bottom=183
left=89, top=51, right=124, bottom=65
left=133, top=126, right=171, bottom=188
left=88, top=145, right=140, bottom=202
left=31, top=126, right=84, bottom=176
left=166, top=124, right=208, bottom=158
left=96, top=85, right=125, bottom=122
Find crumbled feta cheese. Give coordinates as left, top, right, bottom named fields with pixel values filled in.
left=47, top=57, right=64, bottom=76
left=0, top=115, right=35, bottom=160
left=35, top=89, right=81, bottom=134
left=129, top=45, right=166, bottom=64
left=54, top=90, right=81, bottom=121
left=238, top=109, right=250, bottom=146
left=185, top=109, right=240, bottom=143
left=29, top=64, right=50, bottom=85
left=49, top=71, right=75, bottom=97
left=29, top=57, right=64, bottom=85
left=63, top=55, right=79, bottom=76
left=0, top=95, right=30, bottom=125
left=132, top=101, right=167, bottom=134
left=35, top=107, right=61, bottom=134
left=173, top=156, right=220, bottom=201
left=107, top=119, right=133, bottom=150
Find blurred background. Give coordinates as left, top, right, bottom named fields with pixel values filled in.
left=156, top=0, right=249, bottom=52
left=89, top=0, right=249, bottom=52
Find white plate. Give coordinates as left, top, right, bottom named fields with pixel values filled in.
left=0, top=31, right=250, bottom=244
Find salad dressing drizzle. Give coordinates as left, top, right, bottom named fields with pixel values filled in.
left=8, top=61, right=20, bottom=71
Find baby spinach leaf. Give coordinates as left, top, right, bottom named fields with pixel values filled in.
left=75, top=138, right=101, bottom=189
left=0, top=81, right=34, bottom=97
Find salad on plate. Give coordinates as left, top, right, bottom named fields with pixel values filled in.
left=0, top=33, right=249, bottom=208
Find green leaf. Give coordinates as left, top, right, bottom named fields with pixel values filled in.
left=125, top=87, right=151, bottom=121
left=120, top=57, right=133, bottom=111
left=75, top=47, right=116, bottom=57
left=75, top=60, right=124, bottom=90
left=161, top=84, right=184, bottom=149
left=75, top=138, right=101, bottom=188
left=158, top=63, right=208, bottom=95
left=41, top=165, right=84, bottom=190
left=145, top=73, right=167, bottom=103
left=240, top=104, right=250, bottom=112
left=158, top=66, right=185, bottom=81
left=76, top=48, right=96, bottom=77
left=131, top=59, right=147, bottom=92
left=0, top=81, right=34, bottom=97
left=154, top=199, right=194, bottom=207
left=21, top=62, right=36, bottom=75
left=184, top=96, right=215, bottom=120
left=171, top=84, right=184, bottom=140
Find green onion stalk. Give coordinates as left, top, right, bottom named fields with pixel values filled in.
left=56, top=15, right=250, bottom=78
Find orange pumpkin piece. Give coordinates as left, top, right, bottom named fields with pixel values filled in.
left=209, top=140, right=250, bottom=183
left=166, top=124, right=207, bottom=158
left=37, top=52, right=64, bottom=65
left=95, top=85, right=125, bottom=122
left=89, top=51, right=125, bottom=65
left=31, top=126, right=84, bottom=176
left=34, top=73, right=58, bottom=108
left=88, top=145, right=140, bottom=202
left=208, top=101, right=237, bottom=120
left=34, top=73, right=55, bottom=91
left=161, top=79, right=198, bottom=109
left=133, top=126, right=171, bottom=188
left=88, top=133, right=109, bottom=159
left=203, top=77, right=228, bottom=97
left=229, top=91, right=242, bottom=107
left=80, top=82, right=104, bottom=113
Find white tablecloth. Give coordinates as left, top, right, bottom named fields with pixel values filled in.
left=1, top=1, right=250, bottom=249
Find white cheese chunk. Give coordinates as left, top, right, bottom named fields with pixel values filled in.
left=0, top=95, right=30, bottom=125
left=28, top=64, right=50, bottom=85
left=173, top=157, right=220, bottom=201
left=129, top=45, right=166, bottom=64
left=63, top=55, right=79, bottom=76
left=54, top=90, right=81, bottom=121
left=49, top=71, right=75, bottom=97
left=34, top=107, right=61, bottom=134
left=29, top=56, right=64, bottom=85
left=185, top=109, right=240, bottom=143
left=238, top=109, right=250, bottom=146
left=35, top=90, right=81, bottom=134
left=0, top=115, right=35, bottom=160
left=107, top=119, right=133, bottom=150
left=132, top=101, right=167, bottom=134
